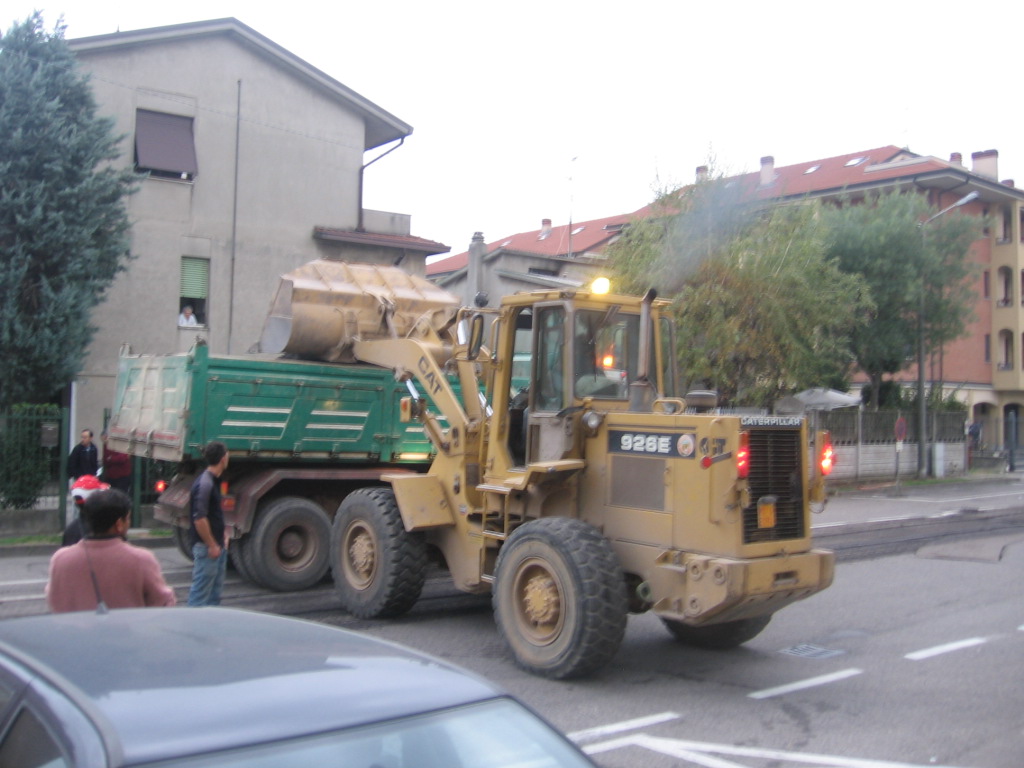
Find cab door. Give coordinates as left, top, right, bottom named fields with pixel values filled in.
left=527, top=304, right=575, bottom=462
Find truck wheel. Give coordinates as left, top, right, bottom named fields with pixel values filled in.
left=229, top=535, right=257, bottom=584
left=331, top=487, right=426, bottom=618
left=493, top=517, right=628, bottom=679
left=173, top=525, right=193, bottom=562
left=661, top=615, right=771, bottom=649
left=247, top=497, right=331, bottom=592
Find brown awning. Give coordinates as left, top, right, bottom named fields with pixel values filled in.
left=135, top=109, right=198, bottom=176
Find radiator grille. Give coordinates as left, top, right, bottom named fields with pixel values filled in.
left=743, top=429, right=804, bottom=542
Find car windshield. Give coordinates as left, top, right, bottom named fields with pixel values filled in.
left=142, top=698, right=593, bottom=768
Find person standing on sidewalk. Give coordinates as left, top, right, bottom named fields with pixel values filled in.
left=67, top=429, right=99, bottom=482
left=187, top=441, right=230, bottom=606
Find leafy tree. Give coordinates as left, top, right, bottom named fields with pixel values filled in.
left=0, top=14, right=135, bottom=408
left=609, top=177, right=870, bottom=407
left=822, top=192, right=978, bottom=410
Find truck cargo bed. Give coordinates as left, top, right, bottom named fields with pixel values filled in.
left=107, top=343, right=439, bottom=464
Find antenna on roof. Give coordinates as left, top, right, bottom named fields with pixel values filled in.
left=568, top=156, right=578, bottom=258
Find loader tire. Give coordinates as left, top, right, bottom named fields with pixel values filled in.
left=247, top=497, right=331, bottom=591
left=493, top=517, right=628, bottom=679
left=331, top=487, right=426, bottom=618
left=661, top=615, right=771, bottom=649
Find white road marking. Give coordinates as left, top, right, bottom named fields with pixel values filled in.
left=748, top=668, right=862, bottom=699
left=585, top=732, right=967, bottom=767
left=567, top=711, right=680, bottom=742
left=0, top=578, right=48, bottom=587
left=904, top=637, right=986, bottom=660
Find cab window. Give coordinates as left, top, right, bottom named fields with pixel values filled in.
left=572, top=310, right=638, bottom=399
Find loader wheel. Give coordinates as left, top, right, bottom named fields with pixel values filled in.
left=331, top=487, right=427, bottom=618
left=173, top=525, right=193, bottom=562
left=661, top=615, right=772, bottom=649
left=247, top=497, right=331, bottom=592
left=493, top=517, right=628, bottom=679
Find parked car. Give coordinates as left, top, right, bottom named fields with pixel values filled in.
left=0, top=607, right=596, bottom=767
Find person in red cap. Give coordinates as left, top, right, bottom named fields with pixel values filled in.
left=62, top=475, right=110, bottom=546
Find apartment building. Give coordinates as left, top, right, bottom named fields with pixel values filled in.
left=429, top=146, right=1024, bottom=446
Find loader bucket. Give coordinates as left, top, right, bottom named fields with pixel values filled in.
left=260, top=260, right=460, bottom=362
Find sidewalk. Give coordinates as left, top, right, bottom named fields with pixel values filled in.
left=812, top=471, right=1024, bottom=536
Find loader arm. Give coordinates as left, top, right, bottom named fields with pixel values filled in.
left=352, top=337, right=481, bottom=454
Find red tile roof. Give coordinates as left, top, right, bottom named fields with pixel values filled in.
left=427, top=212, right=636, bottom=276
left=430, top=144, right=1010, bottom=277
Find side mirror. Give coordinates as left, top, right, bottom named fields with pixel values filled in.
left=467, top=313, right=485, bottom=360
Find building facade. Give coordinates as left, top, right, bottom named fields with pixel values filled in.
left=67, top=18, right=447, bottom=439
left=429, top=146, right=1024, bottom=448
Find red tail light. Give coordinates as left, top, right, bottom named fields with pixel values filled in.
left=820, top=433, right=835, bottom=476
left=154, top=479, right=168, bottom=493
left=736, top=431, right=750, bottom=479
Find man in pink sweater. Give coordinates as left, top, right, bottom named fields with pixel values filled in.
left=47, top=489, right=177, bottom=613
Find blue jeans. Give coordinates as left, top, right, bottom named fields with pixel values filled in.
left=188, top=543, right=227, bottom=606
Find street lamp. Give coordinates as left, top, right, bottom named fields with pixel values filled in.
left=916, top=190, right=979, bottom=478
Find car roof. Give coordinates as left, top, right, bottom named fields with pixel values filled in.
left=0, top=608, right=501, bottom=765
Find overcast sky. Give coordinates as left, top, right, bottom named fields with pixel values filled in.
left=10, top=1, right=1024, bottom=257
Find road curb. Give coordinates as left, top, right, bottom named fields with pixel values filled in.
left=0, top=534, right=174, bottom=559
left=813, top=505, right=1024, bottom=540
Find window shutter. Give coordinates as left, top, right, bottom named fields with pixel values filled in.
left=135, top=110, right=198, bottom=176
left=181, top=258, right=209, bottom=299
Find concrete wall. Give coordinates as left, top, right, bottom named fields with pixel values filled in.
left=831, top=442, right=968, bottom=482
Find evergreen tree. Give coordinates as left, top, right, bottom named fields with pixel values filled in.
left=0, top=13, right=135, bottom=407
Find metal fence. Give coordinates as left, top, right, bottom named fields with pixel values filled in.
left=0, top=405, right=179, bottom=530
left=813, top=409, right=967, bottom=446
left=0, top=406, right=68, bottom=512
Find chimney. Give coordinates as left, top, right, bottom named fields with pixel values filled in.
left=695, top=165, right=708, bottom=183
left=538, top=218, right=552, bottom=240
left=1002, top=179, right=1016, bottom=188
left=971, top=149, right=999, bottom=179
left=467, top=231, right=486, bottom=307
left=759, top=156, right=775, bottom=187
left=949, top=152, right=963, bottom=167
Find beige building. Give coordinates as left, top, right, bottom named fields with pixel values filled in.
left=67, top=18, right=447, bottom=438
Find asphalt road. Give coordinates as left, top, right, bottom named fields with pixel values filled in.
left=1, top=475, right=1021, bottom=767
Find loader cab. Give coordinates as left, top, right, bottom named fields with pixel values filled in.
left=503, top=294, right=678, bottom=467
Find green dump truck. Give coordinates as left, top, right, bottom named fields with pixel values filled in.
left=107, top=341, right=450, bottom=591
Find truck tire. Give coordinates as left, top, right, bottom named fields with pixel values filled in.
left=229, top=535, right=257, bottom=584
left=493, top=517, right=628, bottom=679
left=247, top=497, right=331, bottom=592
left=173, top=525, right=193, bottom=562
left=331, top=487, right=426, bottom=618
left=661, top=615, right=771, bottom=649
